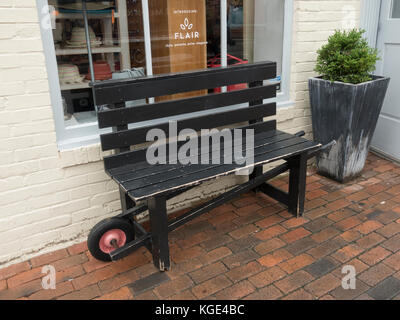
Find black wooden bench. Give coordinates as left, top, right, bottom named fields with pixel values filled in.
left=88, top=61, right=322, bottom=271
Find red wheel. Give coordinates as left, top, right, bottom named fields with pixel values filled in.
left=88, top=218, right=134, bottom=262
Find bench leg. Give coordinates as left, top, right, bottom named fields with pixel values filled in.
left=119, top=187, right=136, bottom=236
left=148, top=196, right=170, bottom=271
left=297, top=153, right=308, bottom=216
left=119, top=186, right=136, bottom=212
left=250, top=165, right=264, bottom=192
left=288, top=153, right=308, bottom=217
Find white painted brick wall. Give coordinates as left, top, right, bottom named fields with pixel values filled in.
left=0, top=0, right=361, bottom=268
left=278, top=0, right=360, bottom=140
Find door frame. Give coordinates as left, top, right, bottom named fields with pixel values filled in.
left=360, top=0, right=382, bottom=48
left=361, top=0, right=400, bottom=162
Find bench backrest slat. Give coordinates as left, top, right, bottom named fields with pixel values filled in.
left=97, top=84, right=276, bottom=129
left=100, top=102, right=276, bottom=151
left=92, top=61, right=275, bottom=105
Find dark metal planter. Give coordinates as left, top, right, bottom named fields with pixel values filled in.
left=309, top=76, right=390, bottom=183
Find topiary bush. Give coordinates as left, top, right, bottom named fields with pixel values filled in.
left=315, top=29, right=379, bottom=84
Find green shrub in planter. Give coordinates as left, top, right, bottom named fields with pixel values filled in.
left=309, top=29, right=389, bottom=182
left=315, top=29, right=379, bottom=84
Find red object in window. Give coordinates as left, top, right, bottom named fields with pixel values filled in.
left=207, top=54, right=249, bottom=92
left=114, top=61, right=121, bottom=71
left=85, top=61, right=112, bottom=81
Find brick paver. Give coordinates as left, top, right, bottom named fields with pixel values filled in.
left=0, top=153, right=399, bottom=300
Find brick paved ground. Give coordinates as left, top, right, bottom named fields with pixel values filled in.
left=1, top=153, right=400, bottom=300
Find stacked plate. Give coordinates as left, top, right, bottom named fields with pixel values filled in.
left=58, top=64, right=85, bottom=84
left=66, top=26, right=102, bottom=48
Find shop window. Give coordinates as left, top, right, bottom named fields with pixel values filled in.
left=38, top=0, right=293, bottom=149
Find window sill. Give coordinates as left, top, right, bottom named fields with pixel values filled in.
left=58, top=140, right=110, bottom=169
left=58, top=132, right=101, bottom=151
left=278, top=100, right=295, bottom=108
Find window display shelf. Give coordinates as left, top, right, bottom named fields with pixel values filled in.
left=56, top=46, right=122, bottom=56
left=56, top=12, right=120, bottom=20
left=60, top=81, right=90, bottom=91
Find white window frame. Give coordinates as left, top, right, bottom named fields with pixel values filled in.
left=37, top=0, right=293, bottom=150
left=277, top=0, right=294, bottom=105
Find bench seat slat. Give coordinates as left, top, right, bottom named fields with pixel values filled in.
left=111, top=130, right=290, bottom=183
left=97, top=84, right=277, bottom=129
left=120, top=134, right=304, bottom=192
left=100, top=103, right=276, bottom=151
left=104, top=121, right=277, bottom=171
left=126, top=138, right=320, bottom=201
left=114, top=131, right=292, bottom=186
left=92, top=61, right=276, bottom=105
